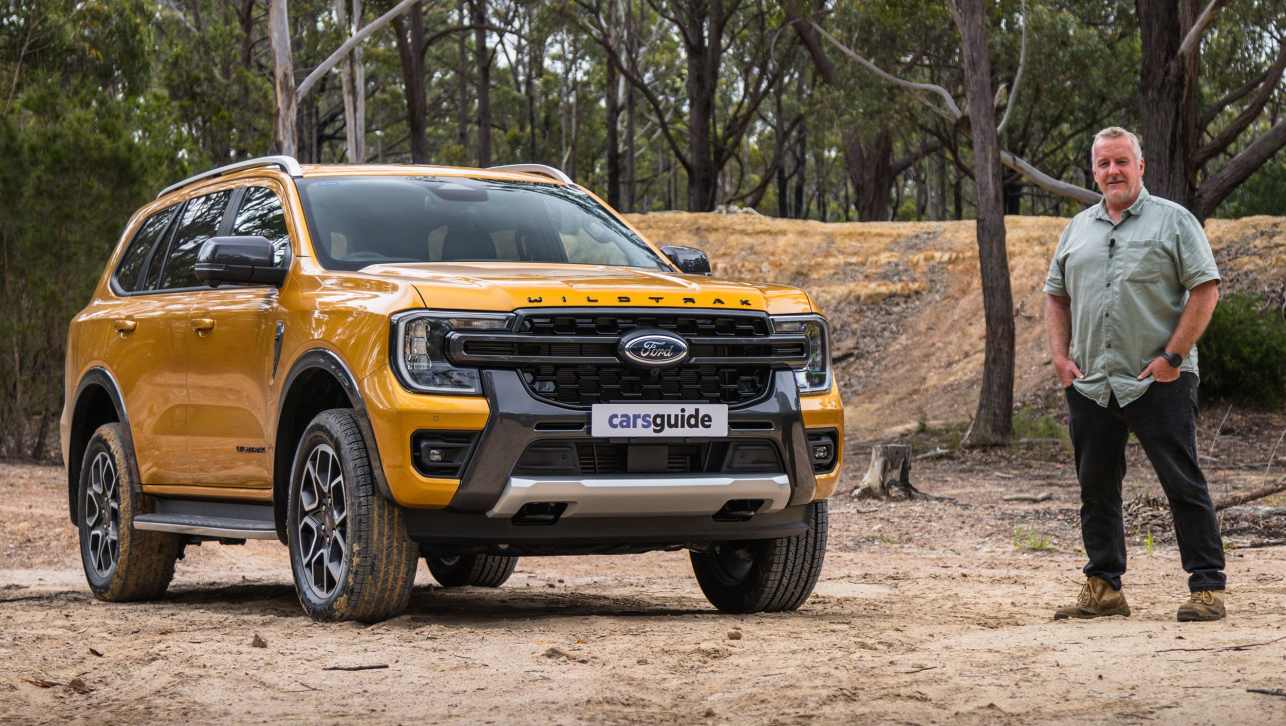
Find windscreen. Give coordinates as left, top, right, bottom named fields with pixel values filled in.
left=296, top=176, right=668, bottom=272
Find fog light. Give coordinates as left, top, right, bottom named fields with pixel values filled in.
left=427, top=449, right=445, bottom=463
left=806, top=430, right=838, bottom=473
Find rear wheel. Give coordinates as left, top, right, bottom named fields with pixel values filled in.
left=425, top=552, right=518, bottom=588
left=287, top=409, right=417, bottom=622
left=78, top=423, right=183, bottom=601
left=690, top=501, right=828, bottom=613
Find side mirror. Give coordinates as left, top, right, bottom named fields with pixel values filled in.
left=195, top=236, right=287, bottom=287
left=660, top=245, right=712, bottom=275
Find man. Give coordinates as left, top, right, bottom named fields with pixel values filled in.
left=1043, top=126, right=1226, bottom=622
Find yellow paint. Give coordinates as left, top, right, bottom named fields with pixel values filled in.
left=62, top=163, right=844, bottom=515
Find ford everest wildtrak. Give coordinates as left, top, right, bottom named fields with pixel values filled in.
left=61, top=156, right=843, bottom=622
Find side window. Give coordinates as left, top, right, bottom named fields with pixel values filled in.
left=232, top=186, right=291, bottom=265
left=159, top=190, right=231, bottom=290
left=113, top=206, right=177, bottom=292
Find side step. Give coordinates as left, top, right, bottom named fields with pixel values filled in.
left=133, top=499, right=277, bottom=540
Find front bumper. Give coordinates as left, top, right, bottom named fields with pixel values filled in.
left=365, top=366, right=844, bottom=516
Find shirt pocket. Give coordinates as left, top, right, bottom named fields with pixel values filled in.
left=1122, top=239, right=1170, bottom=283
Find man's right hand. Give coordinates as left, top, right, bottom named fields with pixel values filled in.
left=1053, top=356, right=1083, bottom=388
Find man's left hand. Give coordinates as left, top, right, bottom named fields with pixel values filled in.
left=1138, top=356, right=1181, bottom=383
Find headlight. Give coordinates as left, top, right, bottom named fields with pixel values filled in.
left=391, top=311, right=512, bottom=394
left=771, top=314, right=831, bottom=394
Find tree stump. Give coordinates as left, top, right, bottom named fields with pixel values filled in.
left=852, top=444, right=913, bottom=499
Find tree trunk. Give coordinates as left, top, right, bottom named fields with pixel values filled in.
left=852, top=444, right=913, bottom=499
left=844, top=128, right=895, bottom=221
left=269, top=0, right=297, bottom=157
left=524, top=3, right=540, bottom=162
left=605, top=52, right=621, bottom=206
left=929, top=151, right=947, bottom=220
left=683, top=4, right=717, bottom=211
left=471, top=0, right=491, bottom=166
left=623, top=0, right=637, bottom=211
left=335, top=0, right=366, bottom=162
left=954, top=0, right=1014, bottom=447
left=393, top=4, right=428, bottom=162
left=456, top=1, right=469, bottom=153
left=1137, top=0, right=1200, bottom=209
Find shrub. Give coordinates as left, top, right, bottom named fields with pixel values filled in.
left=1198, top=292, right=1286, bottom=407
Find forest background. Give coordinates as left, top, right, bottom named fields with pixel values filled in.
left=1, top=0, right=1283, bottom=459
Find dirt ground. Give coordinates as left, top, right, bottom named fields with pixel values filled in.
left=4, top=430, right=1285, bottom=725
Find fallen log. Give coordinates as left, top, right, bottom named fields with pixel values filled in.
left=1214, top=479, right=1286, bottom=511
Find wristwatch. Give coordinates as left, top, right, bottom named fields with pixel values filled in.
left=1162, top=351, right=1183, bottom=368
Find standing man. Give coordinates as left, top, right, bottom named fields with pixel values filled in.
left=1043, top=126, right=1226, bottom=622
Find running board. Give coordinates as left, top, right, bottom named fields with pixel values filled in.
left=133, top=499, right=277, bottom=540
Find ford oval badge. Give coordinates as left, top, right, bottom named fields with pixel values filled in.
left=619, top=330, right=689, bottom=368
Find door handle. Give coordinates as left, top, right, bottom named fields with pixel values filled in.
left=112, top=319, right=137, bottom=335
left=191, top=318, right=216, bottom=334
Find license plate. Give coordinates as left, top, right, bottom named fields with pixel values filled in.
left=591, top=404, right=729, bottom=437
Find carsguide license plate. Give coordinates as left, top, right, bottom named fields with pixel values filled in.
left=591, top=403, right=729, bottom=437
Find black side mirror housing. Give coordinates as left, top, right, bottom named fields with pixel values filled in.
left=660, top=245, right=712, bottom=275
left=195, top=236, right=288, bottom=287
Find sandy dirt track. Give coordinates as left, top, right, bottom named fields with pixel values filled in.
left=3, top=454, right=1285, bottom=726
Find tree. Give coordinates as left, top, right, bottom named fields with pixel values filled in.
left=951, top=0, right=1013, bottom=446
left=1137, top=0, right=1286, bottom=219
left=269, top=0, right=419, bottom=157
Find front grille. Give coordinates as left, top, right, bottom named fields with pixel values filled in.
left=520, top=312, right=770, bottom=337
left=521, top=364, right=771, bottom=407
left=448, top=309, right=802, bottom=409
left=513, top=439, right=783, bottom=476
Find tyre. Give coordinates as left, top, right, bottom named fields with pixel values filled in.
left=78, top=423, right=183, bottom=601
left=425, top=552, right=518, bottom=588
left=287, top=409, right=418, bottom=622
left=690, top=501, right=828, bottom=613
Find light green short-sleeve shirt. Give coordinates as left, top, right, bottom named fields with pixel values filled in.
left=1043, top=187, right=1220, bottom=408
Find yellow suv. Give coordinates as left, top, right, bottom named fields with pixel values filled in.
left=61, top=157, right=844, bottom=622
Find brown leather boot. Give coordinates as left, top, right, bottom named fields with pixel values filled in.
left=1177, top=590, right=1226, bottom=622
left=1053, top=576, right=1131, bottom=619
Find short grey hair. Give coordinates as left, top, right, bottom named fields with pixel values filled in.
left=1092, top=126, right=1144, bottom=162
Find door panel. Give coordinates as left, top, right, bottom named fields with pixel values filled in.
left=183, top=287, right=278, bottom=487
left=96, top=294, right=191, bottom=484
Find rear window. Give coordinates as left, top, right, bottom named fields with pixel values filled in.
left=113, top=206, right=177, bottom=292
left=296, top=176, right=667, bottom=272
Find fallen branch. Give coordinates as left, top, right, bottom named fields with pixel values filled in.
left=322, top=664, right=389, bottom=672
left=1225, top=539, right=1286, bottom=550
left=1215, top=480, right=1286, bottom=511
left=1155, top=634, right=1286, bottom=654
left=1248, top=688, right=1286, bottom=698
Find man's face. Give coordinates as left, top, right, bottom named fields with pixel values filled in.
left=1092, top=136, right=1145, bottom=210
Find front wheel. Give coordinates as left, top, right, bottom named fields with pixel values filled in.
left=425, top=552, right=518, bottom=588
left=287, top=409, right=418, bottom=622
left=77, top=423, right=183, bottom=601
left=690, top=501, right=828, bottom=613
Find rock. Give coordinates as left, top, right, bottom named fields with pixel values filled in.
left=66, top=678, right=92, bottom=695
left=251, top=634, right=268, bottom=648
left=726, top=630, right=743, bottom=641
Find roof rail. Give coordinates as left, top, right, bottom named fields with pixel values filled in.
left=487, top=163, right=573, bottom=185
left=157, top=155, right=304, bottom=199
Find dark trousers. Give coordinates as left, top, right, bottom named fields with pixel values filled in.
left=1065, top=373, right=1225, bottom=592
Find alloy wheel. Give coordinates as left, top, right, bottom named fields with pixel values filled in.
left=84, top=451, right=120, bottom=577
left=296, top=443, right=349, bottom=599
